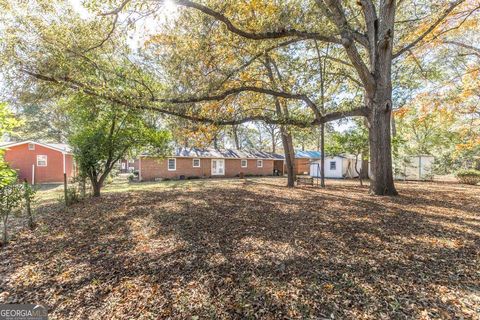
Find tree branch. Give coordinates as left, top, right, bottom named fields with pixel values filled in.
left=174, top=0, right=341, bottom=43
left=20, top=68, right=367, bottom=127
left=154, top=86, right=318, bottom=110
left=393, top=0, right=466, bottom=59
left=319, top=0, right=375, bottom=90
left=443, top=40, right=480, bottom=56
left=213, top=38, right=306, bottom=90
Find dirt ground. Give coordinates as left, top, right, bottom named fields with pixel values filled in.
left=1, top=178, right=479, bottom=319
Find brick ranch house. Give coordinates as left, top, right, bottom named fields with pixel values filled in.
left=139, top=148, right=285, bottom=181
left=0, top=141, right=75, bottom=184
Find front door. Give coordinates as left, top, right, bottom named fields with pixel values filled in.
left=211, top=159, right=225, bottom=175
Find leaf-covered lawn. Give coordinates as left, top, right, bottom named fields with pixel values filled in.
left=1, top=178, right=479, bottom=319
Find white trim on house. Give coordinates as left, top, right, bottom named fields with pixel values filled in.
left=192, top=158, right=201, bottom=168
left=211, top=159, right=225, bottom=175
left=37, top=155, right=47, bottom=167
left=167, top=158, right=176, bottom=171
left=241, top=159, right=248, bottom=168
left=139, top=156, right=142, bottom=181
left=257, top=160, right=263, bottom=168
left=0, top=140, right=72, bottom=154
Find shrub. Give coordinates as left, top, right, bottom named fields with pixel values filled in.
left=1, top=182, right=23, bottom=245
left=456, top=169, right=480, bottom=185
left=22, top=180, right=37, bottom=229
left=59, top=186, right=81, bottom=206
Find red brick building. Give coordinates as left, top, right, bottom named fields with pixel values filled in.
left=139, top=148, right=284, bottom=181
left=0, top=141, right=75, bottom=184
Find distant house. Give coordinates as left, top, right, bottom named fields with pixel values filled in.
left=119, top=158, right=140, bottom=173
left=139, top=148, right=285, bottom=181
left=0, top=141, right=75, bottom=184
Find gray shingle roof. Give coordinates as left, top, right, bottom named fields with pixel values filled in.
left=172, top=147, right=284, bottom=160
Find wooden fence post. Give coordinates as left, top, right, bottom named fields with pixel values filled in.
left=64, top=173, right=68, bottom=207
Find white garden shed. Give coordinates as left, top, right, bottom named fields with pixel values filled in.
left=394, top=155, right=435, bottom=180
left=309, top=156, right=364, bottom=178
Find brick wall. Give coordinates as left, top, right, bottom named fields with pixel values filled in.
left=224, top=159, right=273, bottom=177
left=4, top=143, right=74, bottom=184
left=140, top=157, right=275, bottom=181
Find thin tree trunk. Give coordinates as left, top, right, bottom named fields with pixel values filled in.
left=360, top=152, right=369, bottom=179
left=391, top=112, right=397, bottom=137
left=81, top=176, right=86, bottom=198
left=232, top=125, right=240, bottom=149
left=355, top=154, right=363, bottom=186
left=90, top=171, right=102, bottom=197
left=264, top=54, right=296, bottom=187
left=2, top=215, right=8, bottom=245
left=213, top=134, right=218, bottom=149
left=271, top=132, right=276, bottom=153
left=282, top=130, right=296, bottom=187
left=317, top=127, right=321, bottom=151
left=92, top=181, right=101, bottom=197
left=315, top=40, right=328, bottom=188
left=24, top=181, right=34, bottom=229
left=320, top=123, right=325, bottom=187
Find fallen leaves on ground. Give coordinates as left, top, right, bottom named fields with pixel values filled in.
left=1, top=179, right=479, bottom=319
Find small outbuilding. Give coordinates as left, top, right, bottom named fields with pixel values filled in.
left=0, top=140, right=75, bottom=184
left=309, top=155, right=363, bottom=179
left=394, top=155, right=435, bottom=181
left=294, top=150, right=322, bottom=175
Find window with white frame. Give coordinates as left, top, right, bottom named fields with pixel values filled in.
left=193, top=158, right=201, bottom=168
left=167, top=158, right=176, bottom=171
left=257, top=160, right=263, bottom=168
left=28, top=143, right=35, bottom=150
left=37, top=155, right=47, bottom=167
left=241, top=159, right=248, bottom=168
left=330, top=161, right=336, bottom=170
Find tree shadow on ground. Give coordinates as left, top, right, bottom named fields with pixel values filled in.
left=1, top=180, right=479, bottom=319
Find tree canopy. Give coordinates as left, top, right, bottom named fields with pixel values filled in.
left=1, top=0, right=478, bottom=194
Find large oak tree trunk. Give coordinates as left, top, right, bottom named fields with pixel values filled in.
left=367, top=89, right=397, bottom=196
